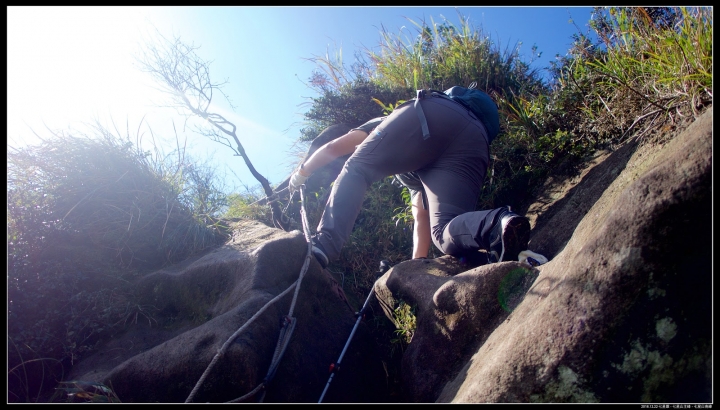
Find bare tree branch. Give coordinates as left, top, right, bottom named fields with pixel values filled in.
left=135, top=28, right=290, bottom=230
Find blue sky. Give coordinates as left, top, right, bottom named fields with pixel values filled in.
left=7, top=6, right=596, bottom=190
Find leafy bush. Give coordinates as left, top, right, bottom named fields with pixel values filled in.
left=223, top=192, right=272, bottom=223
left=335, top=178, right=414, bottom=292
left=8, top=125, right=226, bottom=270
left=7, top=124, right=229, bottom=402
left=548, top=7, right=712, bottom=147
left=300, top=79, right=409, bottom=142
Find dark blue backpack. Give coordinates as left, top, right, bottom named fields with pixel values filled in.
left=414, top=82, right=500, bottom=144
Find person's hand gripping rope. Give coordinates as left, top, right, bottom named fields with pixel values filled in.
left=289, top=165, right=310, bottom=195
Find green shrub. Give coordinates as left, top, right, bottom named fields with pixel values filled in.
left=223, top=190, right=273, bottom=224
left=7, top=124, right=228, bottom=402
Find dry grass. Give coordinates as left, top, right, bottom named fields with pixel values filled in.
left=7, top=123, right=229, bottom=402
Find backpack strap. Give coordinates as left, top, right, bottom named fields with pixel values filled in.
left=415, top=89, right=454, bottom=140
left=414, top=89, right=431, bottom=140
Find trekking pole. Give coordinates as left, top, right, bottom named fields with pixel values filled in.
left=318, top=260, right=391, bottom=403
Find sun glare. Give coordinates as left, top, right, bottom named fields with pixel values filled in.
left=8, top=6, right=159, bottom=147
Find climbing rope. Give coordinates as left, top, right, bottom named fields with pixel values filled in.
left=185, top=185, right=313, bottom=404
left=246, top=185, right=290, bottom=207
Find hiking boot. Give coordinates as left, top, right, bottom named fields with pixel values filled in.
left=311, top=239, right=329, bottom=268
left=487, top=207, right=531, bottom=263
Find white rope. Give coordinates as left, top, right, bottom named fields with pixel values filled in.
left=287, top=186, right=314, bottom=318
left=185, top=185, right=313, bottom=403
left=246, top=186, right=290, bottom=207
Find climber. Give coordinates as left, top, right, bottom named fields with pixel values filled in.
left=289, top=87, right=531, bottom=268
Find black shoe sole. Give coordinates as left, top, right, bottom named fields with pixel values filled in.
left=501, top=216, right=531, bottom=262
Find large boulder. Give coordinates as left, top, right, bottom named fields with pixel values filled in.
left=68, top=222, right=388, bottom=403
left=373, top=256, right=540, bottom=402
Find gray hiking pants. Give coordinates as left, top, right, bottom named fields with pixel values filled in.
left=315, top=96, right=506, bottom=260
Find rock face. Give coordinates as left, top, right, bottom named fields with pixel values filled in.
left=69, top=108, right=712, bottom=403
left=69, top=223, right=388, bottom=403
left=373, top=256, right=540, bottom=402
